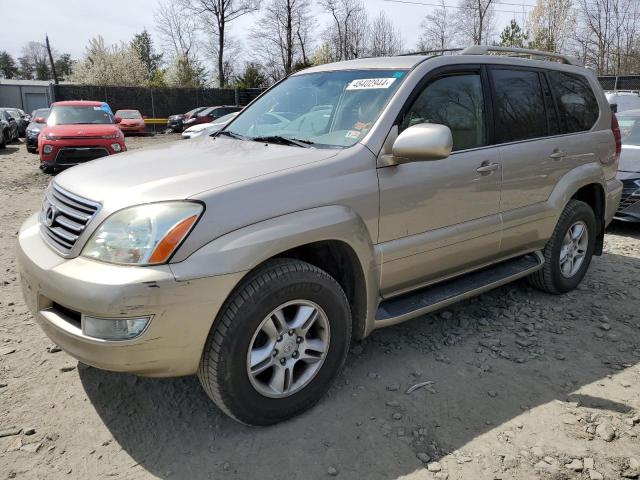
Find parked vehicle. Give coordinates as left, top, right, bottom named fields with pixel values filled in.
left=605, top=90, right=640, bottom=113
left=167, top=107, right=207, bottom=132
left=181, top=112, right=239, bottom=139
left=4, top=108, right=30, bottom=137
left=38, top=100, right=126, bottom=174
left=0, top=109, right=19, bottom=146
left=182, top=106, right=242, bottom=129
left=614, top=109, right=640, bottom=221
left=17, top=46, right=622, bottom=426
left=25, top=108, right=51, bottom=153
left=115, top=109, right=146, bottom=135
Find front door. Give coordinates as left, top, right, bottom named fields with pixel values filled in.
left=377, top=69, right=502, bottom=297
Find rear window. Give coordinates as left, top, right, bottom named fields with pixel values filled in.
left=491, top=69, right=547, bottom=143
left=547, top=71, right=599, bottom=133
left=617, top=114, right=640, bottom=146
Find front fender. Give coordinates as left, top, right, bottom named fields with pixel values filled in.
left=169, top=205, right=381, bottom=337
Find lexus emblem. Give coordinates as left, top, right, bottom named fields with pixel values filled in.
left=44, top=204, right=57, bottom=227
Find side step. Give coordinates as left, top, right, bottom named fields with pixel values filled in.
left=375, top=252, right=544, bottom=327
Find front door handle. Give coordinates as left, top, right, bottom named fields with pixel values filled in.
left=476, top=162, right=500, bottom=174
left=549, top=149, right=567, bottom=160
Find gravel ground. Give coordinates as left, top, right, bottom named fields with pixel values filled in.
left=0, top=135, right=639, bottom=480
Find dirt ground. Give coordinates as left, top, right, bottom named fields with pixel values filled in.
left=0, top=135, right=639, bottom=480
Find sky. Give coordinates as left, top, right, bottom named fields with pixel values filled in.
left=2, top=0, right=534, bottom=66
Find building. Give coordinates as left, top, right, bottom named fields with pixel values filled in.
left=0, top=79, right=72, bottom=113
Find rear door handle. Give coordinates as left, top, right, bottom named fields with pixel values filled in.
left=549, top=149, right=567, bottom=160
left=476, top=162, right=500, bottom=174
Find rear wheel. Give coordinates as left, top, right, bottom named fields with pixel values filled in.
left=529, top=199, right=596, bottom=294
left=198, top=258, right=351, bottom=425
left=0, top=131, right=6, bottom=149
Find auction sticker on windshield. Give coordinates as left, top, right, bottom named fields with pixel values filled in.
left=346, top=78, right=397, bottom=90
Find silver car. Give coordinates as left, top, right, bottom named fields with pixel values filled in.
left=17, top=46, right=622, bottom=425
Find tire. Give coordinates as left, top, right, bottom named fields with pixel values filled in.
left=529, top=199, right=596, bottom=294
left=41, top=164, right=55, bottom=174
left=0, top=131, right=5, bottom=149
left=198, top=258, right=352, bottom=425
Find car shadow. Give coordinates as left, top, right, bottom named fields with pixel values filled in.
left=79, top=251, right=640, bottom=480
left=0, top=145, right=20, bottom=155
left=607, top=220, right=640, bottom=240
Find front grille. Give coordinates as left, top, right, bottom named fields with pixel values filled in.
left=55, top=147, right=109, bottom=165
left=39, top=183, right=100, bottom=255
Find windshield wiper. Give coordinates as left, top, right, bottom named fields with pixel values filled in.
left=251, top=135, right=313, bottom=148
left=217, top=130, right=247, bottom=140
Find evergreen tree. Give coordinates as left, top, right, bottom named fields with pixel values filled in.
left=499, top=19, right=528, bottom=48
left=0, top=51, right=19, bottom=79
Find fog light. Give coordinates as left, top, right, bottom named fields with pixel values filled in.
left=81, top=315, right=151, bottom=340
left=43, top=145, right=53, bottom=154
left=111, top=143, right=122, bottom=152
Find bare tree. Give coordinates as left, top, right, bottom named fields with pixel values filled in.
left=320, top=0, right=369, bottom=60
left=455, top=0, right=495, bottom=46
left=369, top=11, right=403, bottom=57
left=155, top=0, right=198, bottom=60
left=251, top=0, right=314, bottom=81
left=417, top=0, right=455, bottom=51
left=180, top=0, right=260, bottom=87
left=528, top=0, right=574, bottom=53
left=574, top=0, right=638, bottom=74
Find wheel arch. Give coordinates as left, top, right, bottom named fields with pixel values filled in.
left=170, top=205, right=381, bottom=340
left=570, top=182, right=606, bottom=255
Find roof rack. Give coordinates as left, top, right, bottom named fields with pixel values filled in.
left=398, top=48, right=463, bottom=57
left=461, top=45, right=583, bottom=66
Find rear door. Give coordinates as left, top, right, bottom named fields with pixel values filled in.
left=494, top=67, right=600, bottom=256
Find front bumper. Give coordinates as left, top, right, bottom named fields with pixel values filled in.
left=40, top=139, right=126, bottom=167
left=167, top=119, right=184, bottom=132
left=26, top=132, right=39, bottom=151
left=614, top=174, right=640, bottom=222
left=17, top=213, right=245, bottom=377
left=119, top=124, right=146, bottom=135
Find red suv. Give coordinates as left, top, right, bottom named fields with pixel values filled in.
left=39, top=101, right=126, bottom=174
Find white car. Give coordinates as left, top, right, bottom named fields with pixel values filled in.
left=181, top=112, right=239, bottom=139
left=605, top=90, right=640, bottom=113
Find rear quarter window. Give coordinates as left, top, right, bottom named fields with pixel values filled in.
left=547, top=71, right=599, bottom=133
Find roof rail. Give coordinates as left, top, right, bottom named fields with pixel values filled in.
left=461, top=45, right=583, bottom=67
left=398, top=48, right=463, bottom=57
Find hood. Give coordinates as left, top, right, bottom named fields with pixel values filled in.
left=54, top=137, right=340, bottom=208
left=618, top=145, right=640, bottom=172
left=42, top=123, right=119, bottom=138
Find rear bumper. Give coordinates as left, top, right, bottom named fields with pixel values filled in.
left=17, top=213, right=245, bottom=377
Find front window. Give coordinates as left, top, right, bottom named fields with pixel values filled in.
left=47, top=106, right=114, bottom=126
left=617, top=114, right=640, bottom=146
left=33, top=109, right=50, bottom=122
left=223, top=69, right=407, bottom=148
left=116, top=110, right=142, bottom=119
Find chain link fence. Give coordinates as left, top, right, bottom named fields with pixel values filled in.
left=598, top=76, right=640, bottom=91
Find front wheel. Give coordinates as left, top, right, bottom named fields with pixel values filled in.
left=198, top=258, right=352, bottom=425
left=529, top=199, right=596, bottom=294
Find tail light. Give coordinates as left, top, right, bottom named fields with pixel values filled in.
left=611, top=113, right=622, bottom=161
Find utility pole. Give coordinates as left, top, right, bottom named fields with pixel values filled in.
left=45, top=34, right=59, bottom=84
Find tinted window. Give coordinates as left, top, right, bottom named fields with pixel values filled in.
left=492, top=69, right=547, bottom=143
left=548, top=71, right=599, bottom=133
left=402, top=73, right=486, bottom=151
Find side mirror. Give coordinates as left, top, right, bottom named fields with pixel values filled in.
left=35, top=117, right=45, bottom=124
left=114, top=116, right=122, bottom=123
left=391, top=123, right=453, bottom=164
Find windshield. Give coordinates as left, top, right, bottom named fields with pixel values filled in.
left=116, top=110, right=142, bottom=119
left=47, top=106, right=114, bottom=126
left=617, top=114, right=640, bottom=146
left=223, top=69, right=407, bottom=148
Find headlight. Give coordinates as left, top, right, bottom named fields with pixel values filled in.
left=27, top=127, right=39, bottom=135
left=43, top=145, right=53, bottom=154
left=82, top=202, right=203, bottom=265
left=111, top=143, right=122, bottom=152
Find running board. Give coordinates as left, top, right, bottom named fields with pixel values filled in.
left=375, top=252, right=544, bottom=328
